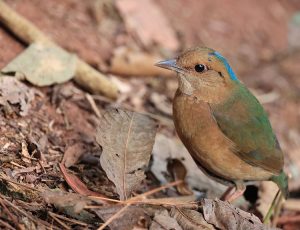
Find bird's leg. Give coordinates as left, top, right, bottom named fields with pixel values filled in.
left=263, top=189, right=283, bottom=224
left=221, top=181, right=246, bottom=202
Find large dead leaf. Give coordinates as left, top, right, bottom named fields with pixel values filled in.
left=170, top=207, right=215, bottom=230
left=151, top=134, right=226, bottom=198
left=96, top=109, right=157, bottom=200
left=149, top=209, right=182, bottom=230
left=0, top=76, right=34, bottom=116
left=202, top=199, right=269, bottom=230
left=115, top=0, right=179, bottom=51
left=2, top=43, right=77, bottom=86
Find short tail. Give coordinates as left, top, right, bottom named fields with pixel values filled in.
left=271, top=170, right=289, bottom=199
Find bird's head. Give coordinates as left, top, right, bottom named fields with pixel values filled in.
left=156, top=47, right=239, bottom=102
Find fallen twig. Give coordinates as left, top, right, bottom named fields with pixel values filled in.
left=0, top=198, right=22, bottom=230
left=0, top=0, right=118, bottom=99
left=0, top=173, right=40, bottom=192
left=48, top=211, right=88, bottom=227
left=49, top=211, right=71, bottom=230
left=85, top=93, right=102, bottom=118
left=0, top=219, right=15, bottom=230
left=97, top=204, right=130, bottom=230
left=93, top=180, right=184, bottom=229
left=0, top=194, right=58, bottom=230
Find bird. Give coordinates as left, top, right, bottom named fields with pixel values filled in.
left=155, top=47, right=288, bottom=203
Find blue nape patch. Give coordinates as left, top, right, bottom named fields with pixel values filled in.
left=210, top=51, right=238, bottom=81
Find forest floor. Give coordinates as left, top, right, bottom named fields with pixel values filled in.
left=0, top=0, right=300, bottom=229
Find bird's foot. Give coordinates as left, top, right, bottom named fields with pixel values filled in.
left=221, top=182, right=246, bottom=202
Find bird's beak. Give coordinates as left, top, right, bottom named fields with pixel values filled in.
left=155, top=59, right=185, bottom=74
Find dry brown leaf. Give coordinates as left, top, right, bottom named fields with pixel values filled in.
left=115, top=0, right=179, bottom=51
left=59, top=163, right=108, bottom=199
left=42, top=190, right=96, bottom=223
left=202, top=199, right=268, bottom=230
left=109, top=46, right=173, bottom=77
left=2, top=43, right=77, bottom=86
left=167, top=158, right=193, bottom=196
left=42, top=190, right=91, bottom=213
left=20, top=140, right=31, bottom=164
left=95, top=205, right=149, bottom=230
left=170, top=207, right=215, bottom=230
left=0, top=76, right=34, bottom=116
left=97, top=109, right=157, bottom=200
left=62, top=143, right=86, bottom=168
left=150, top=209, right=182, bottom=230
left=151, top=134, right=226, bottom=198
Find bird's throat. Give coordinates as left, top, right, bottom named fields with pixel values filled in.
left=177, top=74, right=194, bottom=96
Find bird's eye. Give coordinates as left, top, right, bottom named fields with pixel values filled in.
left=194, top=64, right=206, bottom=73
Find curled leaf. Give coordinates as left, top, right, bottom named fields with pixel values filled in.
left=170, top=207, right=215, bottom=230
left=202, top=199, right=268, bottom=230
left=96, top=109, right=157, bottom=200
left=59, top=163, right=108, bottom=199
left=167, top=158, right=193, bottom=195
left=0, top=76, right=34, bottom=116
left=150, top=209, right=182, bottom=230
left=95, top=205, right=149, bottom=230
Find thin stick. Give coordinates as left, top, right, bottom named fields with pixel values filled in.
left=10, top=161, right=26, bottom=168
left=127, top=180, right=183, bottom=202
left=263, top=189, right=281, bottom=224
left=86, top=200, right=197, bottom=210
left=0, top=0, right=118, bottom=99
left=0, top=195, right=56, bottom=230
left=97, top=204, right=130, bottom=230
left=85, top=93, right=102, bottom=118
left=49, top=212, right=71, bottom=230
left=20, top=154, right=39, bottom=161
left=272, top=192, right=283, bottom=227
left=0, top=175, right=40, bottom=192
left=90, top=180, right=183, bottom=205
left=0, top=219, right=15, bottom=230
left=38, top=160, right=47, bottom=174
left=95, top=180, right=183, bottom=229
left=88, top=196, right=122, bottom=204
left=48, top=211, right=88, bottom=227
left=0, top=198, right=21, bottom=230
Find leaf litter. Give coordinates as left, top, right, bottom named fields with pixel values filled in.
left=96, top=108, right=157, bottom=200
left=0, top=76, right=34, bottom=116
left=0, top=0, right=299, bottom=229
